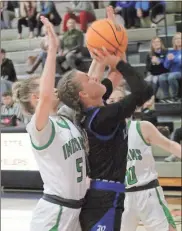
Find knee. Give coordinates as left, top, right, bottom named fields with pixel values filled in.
left=158, top=74, right=167, bottom=83
left=17, top=19, right=21, bottom=26
left=66, top=53, right=75, bottom=61
left=168, top=73, right=176, bottom=82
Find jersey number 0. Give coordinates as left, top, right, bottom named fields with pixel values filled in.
left=125, top=166, right=138, bottom=185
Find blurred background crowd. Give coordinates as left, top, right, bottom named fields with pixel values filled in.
left=1, top=1, right=181, bottom=162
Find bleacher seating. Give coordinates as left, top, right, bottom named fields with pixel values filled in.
left=1, top=1, right=181, bottom=182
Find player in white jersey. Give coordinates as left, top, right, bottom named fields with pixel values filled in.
left=12, top=17, right=87, bottom=231
left=121, top=120, right=181, bottom=231
left=107, top=88, right=181, bottom=231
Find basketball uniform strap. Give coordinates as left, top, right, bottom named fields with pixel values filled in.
left=126, top=179, right=159, bottom=192
left=42, top=193, right=85, bottom=209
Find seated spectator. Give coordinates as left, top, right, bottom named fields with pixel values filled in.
left=1, top=79, right=13, bottom=97
left=150, top=1, right=166, bottom=27
left=27, top=26, right=48, bottom=74
left=135, top=1, right=165, bottom=28
left=63, top=1, right=96, bottom=33
left=135, top=1, right=151, bottom=27
left=0, top=49, right=17, bottom=82
left=165, top=127, right=182, bottom=162
left=1, top=91, right=25, bottom=124
left=92, top=1, right=105, bottom=9
left=164, top=32, right=182, bottom=102
left=36, top=0, right=61, bottom=37
left=56, top=18, right=84, bottom=75
left=18, top=1, right=37, bottom=39
left=145, top=37, right=169, bottom=102
left=115, top=1, right=138, bottom=29
left=0, top=1, right=18, bottom=29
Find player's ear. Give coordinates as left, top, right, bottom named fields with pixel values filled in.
left=79, top=90, right=88, bottom=100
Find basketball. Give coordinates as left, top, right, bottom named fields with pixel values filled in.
left=86, top=19, right=128, bottom=57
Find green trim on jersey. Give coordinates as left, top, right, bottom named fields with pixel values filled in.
left=127, top=120, right=131, bottom=129
left=56, top=117, right=70, bottom=130
left=31, top=119, right=55, bottom=150
left=49, top=206, right=63, bottom=231
left=155, top=188, right=176, bottom=229
left=136, top=121, right=150, bottom=146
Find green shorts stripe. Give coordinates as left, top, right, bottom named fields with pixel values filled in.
left=49, top=206, right=63, bottom=231
left=155, top=188, right=176, bottom=229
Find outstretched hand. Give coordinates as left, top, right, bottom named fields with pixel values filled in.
left=106, top=6, right=121, bottom=31
left=40, top=16, right=59, bottom=51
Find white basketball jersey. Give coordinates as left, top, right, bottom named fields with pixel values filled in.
left=26, top=116, right=87, bottom=200
left=125, top=121, right=158, bottom=188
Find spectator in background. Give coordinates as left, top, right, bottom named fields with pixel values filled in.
left=164, top=32, right=182, bottom=102
left=135, top=1, right=151, bottom=27
left=92, top=1, right=105, bottom=9
left=1, top=91, right=25, bottom=124
left=36, top=0, right=61, bottom=37
left=63, top=1, right=96, bottom=32
left=115, top=1, right=137, bottom=29
left=0, top=1, right=18, bottom=29
left=150, top=1, right=166, bottom=27
left=0, top=49, right=17, bottom=82
left=135, top=1, right=165, bottom=28
left=27, top=26, right=49, bottom=74
left=56, top=18, right=84, bottom=75
left=165, top=127, right=182, bottom=162
left=145, top=37, right=169, bottom=102
left=1, top=79, right=13, bottom=97
left=18, top=1, right=37, bottom=39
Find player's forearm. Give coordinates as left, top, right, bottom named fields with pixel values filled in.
left=169, top=141, right=181, bottom=158
left=116, top=60, right=148, bottom=93
left=39, top=48, right=57, bottom=100
left=88, top=59, right=105, bottom=81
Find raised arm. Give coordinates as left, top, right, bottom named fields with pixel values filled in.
left=35, top=17, right=58, bottom=131
left=141, top=121, right=181, bottom=158
left=88, top=50, right=153, bottom=135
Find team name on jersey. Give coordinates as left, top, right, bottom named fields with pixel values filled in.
left=127, top=149, right=142, bottom=161
left=63, top=137, right=84, bottom=160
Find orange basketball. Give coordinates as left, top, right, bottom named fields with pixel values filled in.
left=86, top=19, right=128, bottom=57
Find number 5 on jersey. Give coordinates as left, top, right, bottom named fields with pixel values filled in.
left=76, top=157, right=83, bottom=183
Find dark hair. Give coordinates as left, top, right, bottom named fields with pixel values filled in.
left=2, top=91, right=12, bottom=97
left=1, top=49, right=6, bottom=54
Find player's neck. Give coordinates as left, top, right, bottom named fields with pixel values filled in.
left=84, top=98, right=104, bottom=108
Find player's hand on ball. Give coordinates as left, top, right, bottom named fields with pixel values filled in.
left=40, top=16, right=59, bottom=51
left=91, top=47, right=121, bottom=69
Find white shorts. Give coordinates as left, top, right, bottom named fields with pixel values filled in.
left=30, top=198, right=81, bottom=231
left=121, top=186, right=176, bottom=231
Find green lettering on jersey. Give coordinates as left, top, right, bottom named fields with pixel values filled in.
left=63, top=145, right=67, bottom=160
left=73, top=138, right=81, bottom=151
left=127, top=149, right=143, bottom=161
left=62, top=137, right=84, bottom=160
left=78, top=137, right=85, bottom=150
left=71, top=139, right=77, bottom=154
left=135, top=149, right=142, bottom=160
